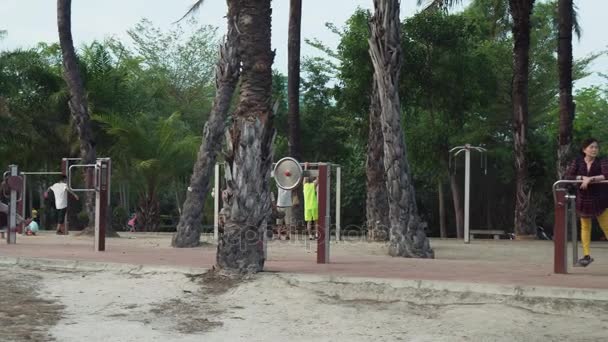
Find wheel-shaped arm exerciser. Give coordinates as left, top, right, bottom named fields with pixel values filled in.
left=273, top=157, right=306, bottom=190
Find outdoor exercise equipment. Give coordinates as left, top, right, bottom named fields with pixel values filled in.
left=17, top=158, right=98, bottom=234
left=450, top=144, right=488, bottom=243
left=552, top=179, right=608, bottom=274
left=212, top=159, right=342, bottom=264
left=67, top=158, right=112, bottom=252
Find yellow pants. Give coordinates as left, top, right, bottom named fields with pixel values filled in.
left=580, top=209, right=608, bottom=256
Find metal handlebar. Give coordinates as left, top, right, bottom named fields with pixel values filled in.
left=68, top=164, right=98, bottom=192
left=552, top=179, right=608, bottom=203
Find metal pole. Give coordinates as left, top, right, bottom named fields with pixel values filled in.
left=94, top=160, right=108, bottom=252
left=7, top=165, right=18, bottom=244
left=317, top=163, right=330, bottom=263
left=336, top=166, right=341, bottom=241
left=569, top=195, right=578, bottom=266
left=554, top=190, right=568, bottom=273
left=464, top=149, right=471, bottom=243
left=21, top=172, right=27, bottom=223
left=213, top=163, right=220, bottom=241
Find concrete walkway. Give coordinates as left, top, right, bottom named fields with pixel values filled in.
left=1, top=232, right=608, bottom=295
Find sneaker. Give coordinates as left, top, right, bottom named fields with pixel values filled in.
left=577, top=255, right=594, bottom=267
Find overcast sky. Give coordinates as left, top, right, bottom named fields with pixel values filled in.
left=1, top=0, right=606, bottom=87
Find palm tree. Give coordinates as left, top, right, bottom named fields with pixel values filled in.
left=369, top=0, right=433, bottom=258
left=288, top=0, right=303, bottom=161
left=216, top=0, right=275, bottom=273
left=172, top=1, right=240, bottom=247
left=288, top=0, right=304, bottom=228
left=57, top=0, right=97, bottom=230
left=556, top=0, right=574, bottom=178
left=95, top=113, right=199, bottom=231
left=509, top=0, right=536, bottom=236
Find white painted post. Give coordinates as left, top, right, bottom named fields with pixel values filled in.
left=336, top=166, right=341, bottom=241
left=213, top=163, right=220, bottom=241
left=464, top=148, right=471, bottom=244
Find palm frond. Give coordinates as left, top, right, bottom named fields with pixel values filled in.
left=417, top=0, right=464, bottom=12
left=175, top=0, right=206, bottom=23
left=572, top=2, right=582, bottom=40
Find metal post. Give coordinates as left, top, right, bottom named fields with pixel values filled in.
left=213, top=163, right=220, bottom=241
left=554, top=190, right=568, bottom=274
left=464, top=149, right=471, bottom=244
left=317, top=163, right=330, bottom=263
left=336, top=166, right=341, bottom=241
left=569, top=195, right=578, bottom=266
left=20, top=173, right=26, bottom=234
left=7, top=165, right=18, bottom=244
left=95, top=159, right=109, bottom=252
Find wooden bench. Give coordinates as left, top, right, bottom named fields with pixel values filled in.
left=469, top=229, right=505, bottom=240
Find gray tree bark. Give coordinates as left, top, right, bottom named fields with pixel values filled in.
left=172, top=7, right=240, bottom=248
left=509, top=0, right=536, bottom=236
left=216, top=0, right=275, bottom=273
left=369, top=0, right=433, bottom=258
left=366, top=79, right=390, bottom=241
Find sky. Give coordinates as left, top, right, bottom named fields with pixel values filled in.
left=0, top=0, right=606, bottom=88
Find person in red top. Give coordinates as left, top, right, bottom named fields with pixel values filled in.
left=564, top=138, right=608, bottom=266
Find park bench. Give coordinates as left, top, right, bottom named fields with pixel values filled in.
left=469, top=229, right=505, bottom=240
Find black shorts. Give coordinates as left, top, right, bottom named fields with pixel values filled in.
left=57, top=208, right=67, bottom=224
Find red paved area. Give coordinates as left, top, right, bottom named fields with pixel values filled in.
left=2, top=232, right=608, bottom=290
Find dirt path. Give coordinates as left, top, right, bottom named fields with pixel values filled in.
left=1, top=266, right=608, bottom=341
left=0, top=268, right=64, bottom=342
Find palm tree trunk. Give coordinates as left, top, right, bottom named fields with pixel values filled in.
left=449, top=172, right=464, bottom=239
left=509, top=0, right=535, bottom=236
left=172, top=11, right=240, bottom=248
left=438, top=179, right=446, bottom=238
left=366, top=79, right=389, bottom=241
left=137, top=189, right=159, bottom=232
left=557, top=0, right=574, bottom=179
left=217, top=0, right=274, bottom=273
left=369, top=0, right=433, bottom=258
left=57, top=0, right=96, bottom=230
left=288, top=0, right=304, bottom=230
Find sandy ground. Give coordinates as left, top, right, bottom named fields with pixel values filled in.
left=2, top=266, right=608, bottom=342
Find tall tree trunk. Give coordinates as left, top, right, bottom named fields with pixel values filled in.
left=369, top=0, right=433, bottom=258
left=217, top=0, right=275, bottom=273
left=288, top=0, right=302, bottom=161
left=288, top=0, right=304, bottom=229
left=57, top=0, right=97, bottom=230
left=509, top=0, right=535, bottom=236
left=557, top=0, right=574, bottom=179
left=137, top=189, right=159, bottom=232
left=449, top=172, right=464, bottom=239
left=366, top=79, right=390, bottom=241
left=438, top=180, right=446, bottom=238
left=172, top=11, right=240, bottom=247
